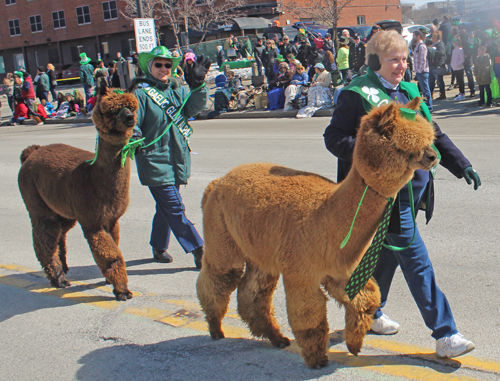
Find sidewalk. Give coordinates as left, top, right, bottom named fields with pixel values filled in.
left=2, top=81, right=499, bottom=126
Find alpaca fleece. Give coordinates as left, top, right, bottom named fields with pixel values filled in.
left=197, top=98, right=438, bottom=368
left=18, top=82, right=138, bottom=301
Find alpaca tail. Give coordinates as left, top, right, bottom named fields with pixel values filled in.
left=20, top=145, right=41, bottom=164
left=202, top=178, right=221, bottom=209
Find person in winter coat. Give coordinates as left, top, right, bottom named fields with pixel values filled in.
left=46, top=63, right=58, bottom=102
left=132, top=46, right=209, bottom=268
left=429, top=32, right=447, bottom=100
left=450, top=37, right=466, bottom=100
left=253, top=38, right=266, bottom=76
left=35, top=66, right=50, bottom=102
left=268, top=62, right=293, bottom=90
left=261, top=40, right=278, bottom=84
left=20, top=70, right=36, bottom=111
left=459, top=26, right=475, bottom=97
left=284, top=64, right=308, bottom=110
left=324, top=29, right=480, bottom=360
left=280, top=35, right=298, bottom=58
left=79, top=52, right=95, bottom=104
left=474, top=45, right=493, bottom=107
left=239, top=36, right=252, bottom=58
left=216, top=45, right=225, bottom=67
left=348, top=33, right=366, bottom=73
left=296, top=38, right=311, bottom=67
left=3, top=73, right=14, bottom=112
left=12, top=99, right=29, bottom=124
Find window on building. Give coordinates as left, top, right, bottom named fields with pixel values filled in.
left=76, top=6, right=91, bottom=25
left=0, top=57, right=5, bottom=74
left=30, top=14, right=43, bottom=33
left=5, top=0, right=16, bottom=5
left=103, top=1, right=118, bottom=20
left=52, top=10, right=66, bottom=29
left=357, top=16, right=365, bottom=25
left=128, top=38, right=135, bottom=54
left=8, top=19, right=21, bottom=36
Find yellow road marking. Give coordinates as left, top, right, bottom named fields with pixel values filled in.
left=1, top=263, right=499, bottom=380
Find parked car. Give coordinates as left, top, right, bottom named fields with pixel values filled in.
left=292, top=22, right=330, bottom=38
left=376, top=20, right=403, bottom=34
left=332, top=26, right=373, bottom=41
left=54, top=63, right=87, bottom=84
left=402, top=24, right=431, bottom=46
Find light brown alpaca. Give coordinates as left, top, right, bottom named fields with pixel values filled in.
left=197, top=98, right=438, bottom=368
left=18, top=80, right=139, bottom=301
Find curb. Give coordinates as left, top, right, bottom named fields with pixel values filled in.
left=197, top=107, right=335, bottom=120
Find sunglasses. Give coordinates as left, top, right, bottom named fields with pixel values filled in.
left=154, top=62, right=173, bottom=69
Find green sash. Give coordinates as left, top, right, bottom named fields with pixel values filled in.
left=344, top=68, right=440, bottom=177
left=142, top=86, right=193, bottom=144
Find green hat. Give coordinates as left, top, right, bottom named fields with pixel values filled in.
left=400, top=108, right=416, bottom=121
left=79, top=52, right=91, bottom=64
left=138, top=46, right=182, bottom=76
left=14, top=71, right=24, bottom=81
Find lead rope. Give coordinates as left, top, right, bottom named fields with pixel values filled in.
left=87, top=83, right=206, bottom=168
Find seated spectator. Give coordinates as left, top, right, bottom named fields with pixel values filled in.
left=284, top=64, right=309, bottom=110
left=12, top=99, right=29, bottom=125
left=31, top=100, right=47, bottom=124
left=323, top=50, right=337, bottom=72
left=268, top=62, right=293, bottom=90
left=296, top=63, right=333, bottom=118
left=225, top=70, right=242, bottom=91
left=41, top=98, right=56, bottom=117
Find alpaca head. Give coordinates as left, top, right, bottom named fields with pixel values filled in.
left=92, top=78, right=139, bottom=146
left=353, top=98, right=438, bottom=198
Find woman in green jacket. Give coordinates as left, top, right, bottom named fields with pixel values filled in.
left=133, top=46, right=210, bottom=268
left=336, top=36, right=350, bottom=83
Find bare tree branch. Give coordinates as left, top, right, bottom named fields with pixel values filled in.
left=120, top=0, right=165, bottom=46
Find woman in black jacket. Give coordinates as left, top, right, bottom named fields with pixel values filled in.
left=46, top=63, right=58, bottom=102
left=261, top=40, right=278, bottom=85
left=429, top=32, right=447, bottom=99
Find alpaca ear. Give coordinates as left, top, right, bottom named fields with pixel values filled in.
left=96, top=78, right=108, bottom=98
left=405, top=97, right=421, bottom=110
left=377, top=103, right=397, bottom=136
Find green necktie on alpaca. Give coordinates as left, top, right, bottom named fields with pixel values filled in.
left=345, top=199, right=395, bottom=301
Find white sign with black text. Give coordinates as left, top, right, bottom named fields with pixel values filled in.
left=134, top=18, right=157, bottom=53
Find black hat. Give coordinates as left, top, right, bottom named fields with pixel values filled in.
left=37, top=65, right=45, bottom=72
left=353, top=33, right=360, bottom=39
left=325, top=33, right=331, bottom=38
left=339, top=36, right=348, bottom=45
left=372, top=25, right=380, bottom=30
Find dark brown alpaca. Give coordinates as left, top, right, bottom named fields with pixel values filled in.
left=18, top=80, right=139, bottom=301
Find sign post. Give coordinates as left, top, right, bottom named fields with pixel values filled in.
left=134, top=18, right=157, bottom=53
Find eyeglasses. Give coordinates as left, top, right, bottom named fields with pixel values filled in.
left=154, top=62, right=173, bottom=69
left=266, top=42, right=272, bottom=44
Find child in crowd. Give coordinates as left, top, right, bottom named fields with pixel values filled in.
left=41, top=99, right=56, bottom=117
left=31, top=100, right=47, bottom=124
left=450, top=37, right=466, bottom=101
left=473, top=45, right=493, bottom=107
left=12, top=99, right=29, bottom=125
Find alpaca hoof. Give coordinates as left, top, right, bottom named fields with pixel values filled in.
left=105, top=279, right=111, bottom=285
left=114, top=289, right=133, bottom=301
left=50, top=274, right=71, bottom=288
left=346, top=341, right=362, bottom=356
left=306, top=355, right=329, bottom=369
left=210, top=330, right=225, bottom=340
left=56, top=280, right=71, bottom=288
left=269, top=333, right=291, bottom=348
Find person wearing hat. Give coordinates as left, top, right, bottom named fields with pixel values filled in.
left=323, top=33, right=335, bottom=54
left=240, top=36, right=253, bottom=59
left=349, top=33, right=366, bottom=74
left=94, top=59, right=109, bottom=83
left=296, top=62, right=332, bottom=117
left=132, top=46, right=210, bottom=268
left=79, top=52, right=95, bottom=104
left=366, top=25, right=380, bottom=43
left=336, top=36, right=350, bottom=82
left=324, top=29, right=480, bottom=359
left=35, top=66, right=50, bottom=103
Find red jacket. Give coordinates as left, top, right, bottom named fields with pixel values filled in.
left=14, top=102, right=28, bottom=119
left=21, top=76, right=35, bottom=99
left=35, top=103, right=47, bottom=118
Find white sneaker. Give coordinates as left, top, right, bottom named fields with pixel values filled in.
left=455, top=94, right=465, bottom=101
left=371, top=313, right=400, bottom=335
left=436, top=333, right=475, bottom=358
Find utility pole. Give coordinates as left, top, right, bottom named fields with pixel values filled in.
left=137, top=0, right=144, bottom=18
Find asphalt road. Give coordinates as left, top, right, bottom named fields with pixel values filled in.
left=1, top=107, right=500, bottom=380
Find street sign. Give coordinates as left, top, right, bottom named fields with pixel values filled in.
left=134, top=18, right=157, bottom=53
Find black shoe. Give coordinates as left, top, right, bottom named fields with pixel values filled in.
left=477, top=101, right=485, bottom=107
left=470, top=91, right=475, bottom=97
left=191, top=246, right=203, bottom=269
left=152, top=248, right=173, bottom=263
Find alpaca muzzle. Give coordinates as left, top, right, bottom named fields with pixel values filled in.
left=419, top=146, right=438, bottom=170
left=116, top=108, right=136, bottom=129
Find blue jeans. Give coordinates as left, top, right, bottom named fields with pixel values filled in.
left=464, top=64, right=475, bottom=93
left=149, top=185, right=203, bottom=253
left=373, top=183, right=458, bottom=340
left=416, top=72, right=433, bottom=110
left=83, top=84, right=92, bottom=105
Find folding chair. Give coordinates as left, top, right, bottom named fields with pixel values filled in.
left=208, top=74, right=227, bottom=110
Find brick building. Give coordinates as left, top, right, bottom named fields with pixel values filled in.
left=0, top=0, right=401, bottom=79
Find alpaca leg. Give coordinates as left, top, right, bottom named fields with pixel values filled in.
left=57, top=217, right=76, bottom=274
left=30, top=215, right=69, bottom=288
left=237, top=262, right=290, bottom=348
left=283, top=275, right=329, bottom=368
left=109, top=221, right=120, bottom=245
left=83, top=228, right=132, bottom=301
left=343, top=278, right=381, bottom=355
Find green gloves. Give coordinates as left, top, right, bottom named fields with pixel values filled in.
left=462, top=167, right=481, bottom=190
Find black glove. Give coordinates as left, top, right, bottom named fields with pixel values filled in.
left=184, top=54, right=211, bottom=89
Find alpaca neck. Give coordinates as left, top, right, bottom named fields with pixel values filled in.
left=326, top=168, right=391, bottom=269
left=92, top=137, right=130, bottom=179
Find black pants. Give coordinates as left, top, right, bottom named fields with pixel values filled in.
left=479, top=84, right=492, bottom=105
left=453, top=69, right=465, bottom=94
